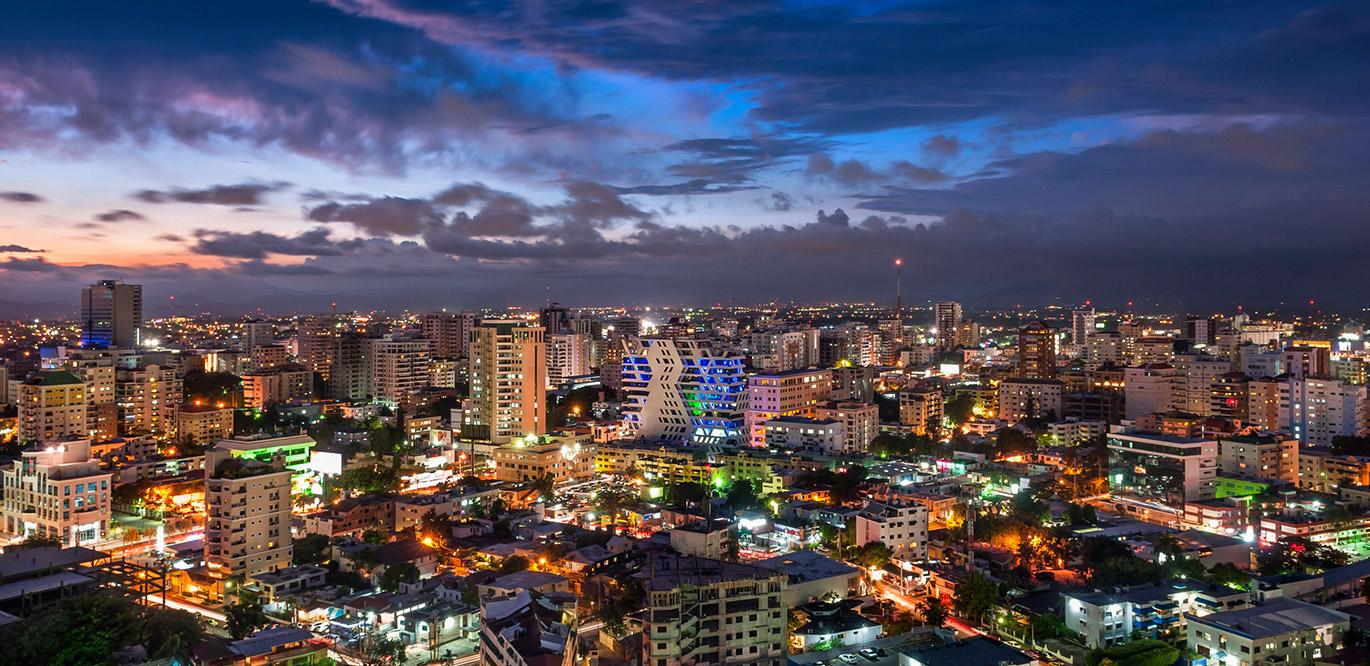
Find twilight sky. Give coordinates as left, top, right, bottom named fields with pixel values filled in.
left=1, top=1, right=1368, bottom=316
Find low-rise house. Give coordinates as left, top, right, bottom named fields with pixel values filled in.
left=792, top=600, right=882, bottom=652
left=249, top=565, right=328, bottom=603
left=1062, top=579, right=1249, bottom=648
left=1187, top=598, right=1351, bottom=666
left=754, top=550, right=861, bottom=607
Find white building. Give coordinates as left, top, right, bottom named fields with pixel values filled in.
left=1063, top=579, right=1248, bottom=648
left=763, top=416, right=845, bottom=455
left=644, top=554, right=788, bottom=666
left=1108, top=431, right=1218, bottom=506
left=369, top=337, right=432, bottom=408
left=546, top=332, right=591, bottom=389
left=1188, top=599, right=1349, bottom=666
left=205, top=447, right=293, bottom=579
left=1279, top=377, right=1367, bottom=447
left=1171, top=354, right=1235, bottom=416
left=854, top=501, right=928, bottom=561
left=1085, top=331, right=1122, bottom=369
left=1, top=438, right=111, bottom=546
left=621, top=338, right=747, bottom=446
left=1124, top=363, right=1176, bottom=420
left=996, top=377, right=1065, bottom=422
left=814, top=401, right=879, bottom=455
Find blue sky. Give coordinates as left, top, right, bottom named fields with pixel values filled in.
left=0, top=0, right=1367, bottom=315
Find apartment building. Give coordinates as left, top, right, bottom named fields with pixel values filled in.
left=1063, top=579, right=1248, bottom=648
left=814, top=401, right=879, bottom=455
left=644, top=554, right=788, bottom=666
left=205, top=447, right=293, bottom=579
left=0, top=438, right=111, bottom=546
left=898, top=385, right=943, bottom=437
left=855, top=501, right=929, bottom=561
left=1188, top=599, right=1349, bottom=666
left=745, top=368, right=832, bottom=447
left=1218, top=434, right=1297, bottom=483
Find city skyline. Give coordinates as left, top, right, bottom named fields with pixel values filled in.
left=2, top=1, right=1369, bottom=314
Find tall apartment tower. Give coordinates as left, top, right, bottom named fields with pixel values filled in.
left=205, top=447, right=293, bottom=579
left=369, top=337, right=431, bottom=408
left=546, top=332, right=591, bottom=389
left=539, top=303, right=573, bottom=335
left=1072, top=308, right=1096, bottom=345
left=744, top=368, right=833, bottom=447
left=81, top=280, right=142, bottom=348
left=621, top=337, right=747, bottom=447
left=934, top=301, right=963, bottom=350
left=296, top=316, right=336, bottom=379
left=420, top=311, right=475, bottom=359
left=1017, top=321, right=1058, bottom=378
left=465, top=320, right=546, bottom=444
left=644, top=555, right=789, bottom=666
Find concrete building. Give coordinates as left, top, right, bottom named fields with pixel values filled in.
left=762, top=416, right=845, bottom=455
left=898, top=385, right=943, bottom=437
left=855, top=501, right=929, bottom=561
left=205, top=447, right=293, bottom=579
left=1247, top=376, right=1282, bottom=431
left=1072, top=308, right=1097, bottom=345
left=0, top=438, right=112, bottom=546
left=996, top=377, right=1065, bottom=422
left=1187, top=598, right=1350, bottom=666
left=177, top=404, right=235, bottom=447
left=1085, top=331, right=1123, bottom=369
left=369, top=337, right=431, bottom=408
left=479, top=589, right=576, bottom=666
left=241, top=364, right=312, bottom=408
left=1062, top=579, right=1248, bottom=648
left=1283, top=345, right=1331, bottom=379
left=644, top=554, right=788, bottom=666
left=934, top=301, right=962, bottom=351
left=1016, top=321, right=1057, bottom=378
left=61, top=347, right=119, bottom=441
left=465, top=320, right=546, bottom=444
left=81, top=279, right=142, bottom=348
left=18, top=369, right=89, bottom=444
left=419, top=311, right=475, bottom=360
left=115, top=364, right=180, bottom=438
left=1218, top=434, right=1297, bottom=484
left=621, top=337, right=746, bottom=446
left=1108, top=430, right=1218, bottom=507
left=745, top=368, right=832, bottom=447
left=814, top=401, right=879, bottom=455
left=753, top=550, right=861, bottom=607
left=490, top=431, right=594, bottom=484
left=669, top=519, right=737, bottom=560
left=1279, top=377, right=1367, bottom=447
left=1297, top=450, right=1370, bottom=493
left=546, top=332, right=591, bottom=389
left=1124, top=364, right=1176, bottom=420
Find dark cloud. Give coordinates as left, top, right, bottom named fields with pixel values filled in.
left=135, top=181, right=290, bottom=206
left=808, top=153, right=947, bottom=186
left=0, top=191, right=43, bottom=203
left=306, top=196, right=442, bottom=236
left=815, top=208, right=850, bottom=227
left=758, top=191, right=794, bottom=212
left=190, top=227, right=347, bottom=259
left=922, top=135, right=963, bottom=160
left=612, top=179, right=755, bottom=196
left=0, top=256, right=62, bottom=272
left=94, top=209, right=146, bottom=222
left=0, top=245, right=44, bottom=253
left=663, top=136, right=830, bottom=184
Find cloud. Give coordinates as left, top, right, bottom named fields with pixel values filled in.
left=815, top=208, right=850, bottom=227
left=135, top=181, right=291, bottom=206
left=0, top=244, right=44, bottom=253
left=0, top=191, right=43, bottom=203
left=94, top=209, right=146, bottom=222
left=306, top=196, right=443, bottom=236
left=808, top=153, right=947, bottom=186
left=758, top=191, right=795, bottom=212
left=190, top=227, right=347, bottom=259
left=612, top=179, right=755, bottom=196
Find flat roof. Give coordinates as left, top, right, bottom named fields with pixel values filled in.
left=0, top=545, right=106, bottom=580
left=900, top=636, right=1032, bottom=666
left=754, top=550, right=858, bottom=584
left=1189, top=598, right=1351, bottom=639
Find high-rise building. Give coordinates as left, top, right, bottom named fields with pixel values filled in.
left=1247, top=377, right=1282, bottom=431
left=744, top=368, right=832, bottom=446
left=1279, top=377, right=1367, bottom=447
left=479, top=590, right=577, bottom=666
left=956, top=320, right=982, bottom=348
left=1207, top=372, right=1250, bottom=422
left=1124, top=364, right=1175, bottom=420
left=996, top=378, right=1066, bottom=422
left=369, top=337, right=431, bottom=408
left=621, top=338, right=746, bottom=446
left=295, top=316, right=336, bottom=379
left=898, top=385, right=943, bottom=437
left=1171, top=354, right=1235, bottom=415
left=241, top=364, right=312, bottom=408
left=744, top=328, right=820, bottom=372
left=243, top=319, right=274, bottom=351
left=325, top=333, right=373, bottom=402
left=644, top=554, right=788, bottom=666
left=0, top=438, right=111, bottom=546
left=1016, top=321, right=1057, bottom=378
left=81, top=280, right=142, bottom=348
left=1072, top=308, right=1096, bottom=345
left=1282, top=345, right=1331, bottom=379
left=205, top=447, right=293, bottom=579
left=855, top=502, right=929, bottom=561
left=934, top=301, right=962, bottom=351
left=546, top=332, right=591, bottom=389
left=539, top=302, right=572, bottom=335
left=61, top=347, right=119, bottom=441
left=1084, top=331, right=1122, bottom=369
left=419, top=311, right=475, bottom=359
left=115, top=364, right=181, bottom=438
left=177, top=403, right=234, bottom=447
left=466, top=320, right=546, bottom=444
left=18, top=369, right=89, bottom=444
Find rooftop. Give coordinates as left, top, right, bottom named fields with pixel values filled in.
left=754, top=550, right=858, bottom=584
left=899, top=637, right=1033, bottom=666
left=646, top=553, right=783, bottom=591
left=1188, top=598, right=1351, bottom=639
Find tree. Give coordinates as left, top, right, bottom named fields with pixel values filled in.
left=953, top=570, right=998, bottom=626
left=594, top=485, right=638, bottom=529
left=667, top=481, right=708, bottom=506
left=1208, top=562, right=1250, bottom=590
left=379, top=562, right=420, bottom=592
left=293, top=534, right=331, bottom=565
left=530, top=474, right=557, bottom=502
left=724, top=479, right=763, bottom=511
left=850, top=541, right=893, bottom=570
left=920, top=597, right=948, bottom=628
left=1086, top=639, right=1178, bottom=666
left=359, top=630, right=406, bottom=666
left=945, top=393, right=976, bottom=425
left=225, top=596, right=271, bottom=639
left=498, top=555, right=530, bottom=575
left=361, top=529, right=389, bottom=545
left=1065, top=503, right=1098, bottom=526
left=14, top=532, right=62, bottom=550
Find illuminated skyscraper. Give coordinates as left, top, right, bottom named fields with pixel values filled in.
left=466, top=320, right=546, bottom=443
left=934, top=301, right=962, bottom=350
left=81, top=280, right=142, bottom=348
left=1017, top=321, right=1058, bottom=378
left=621, top=338, right=746, bottom=446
